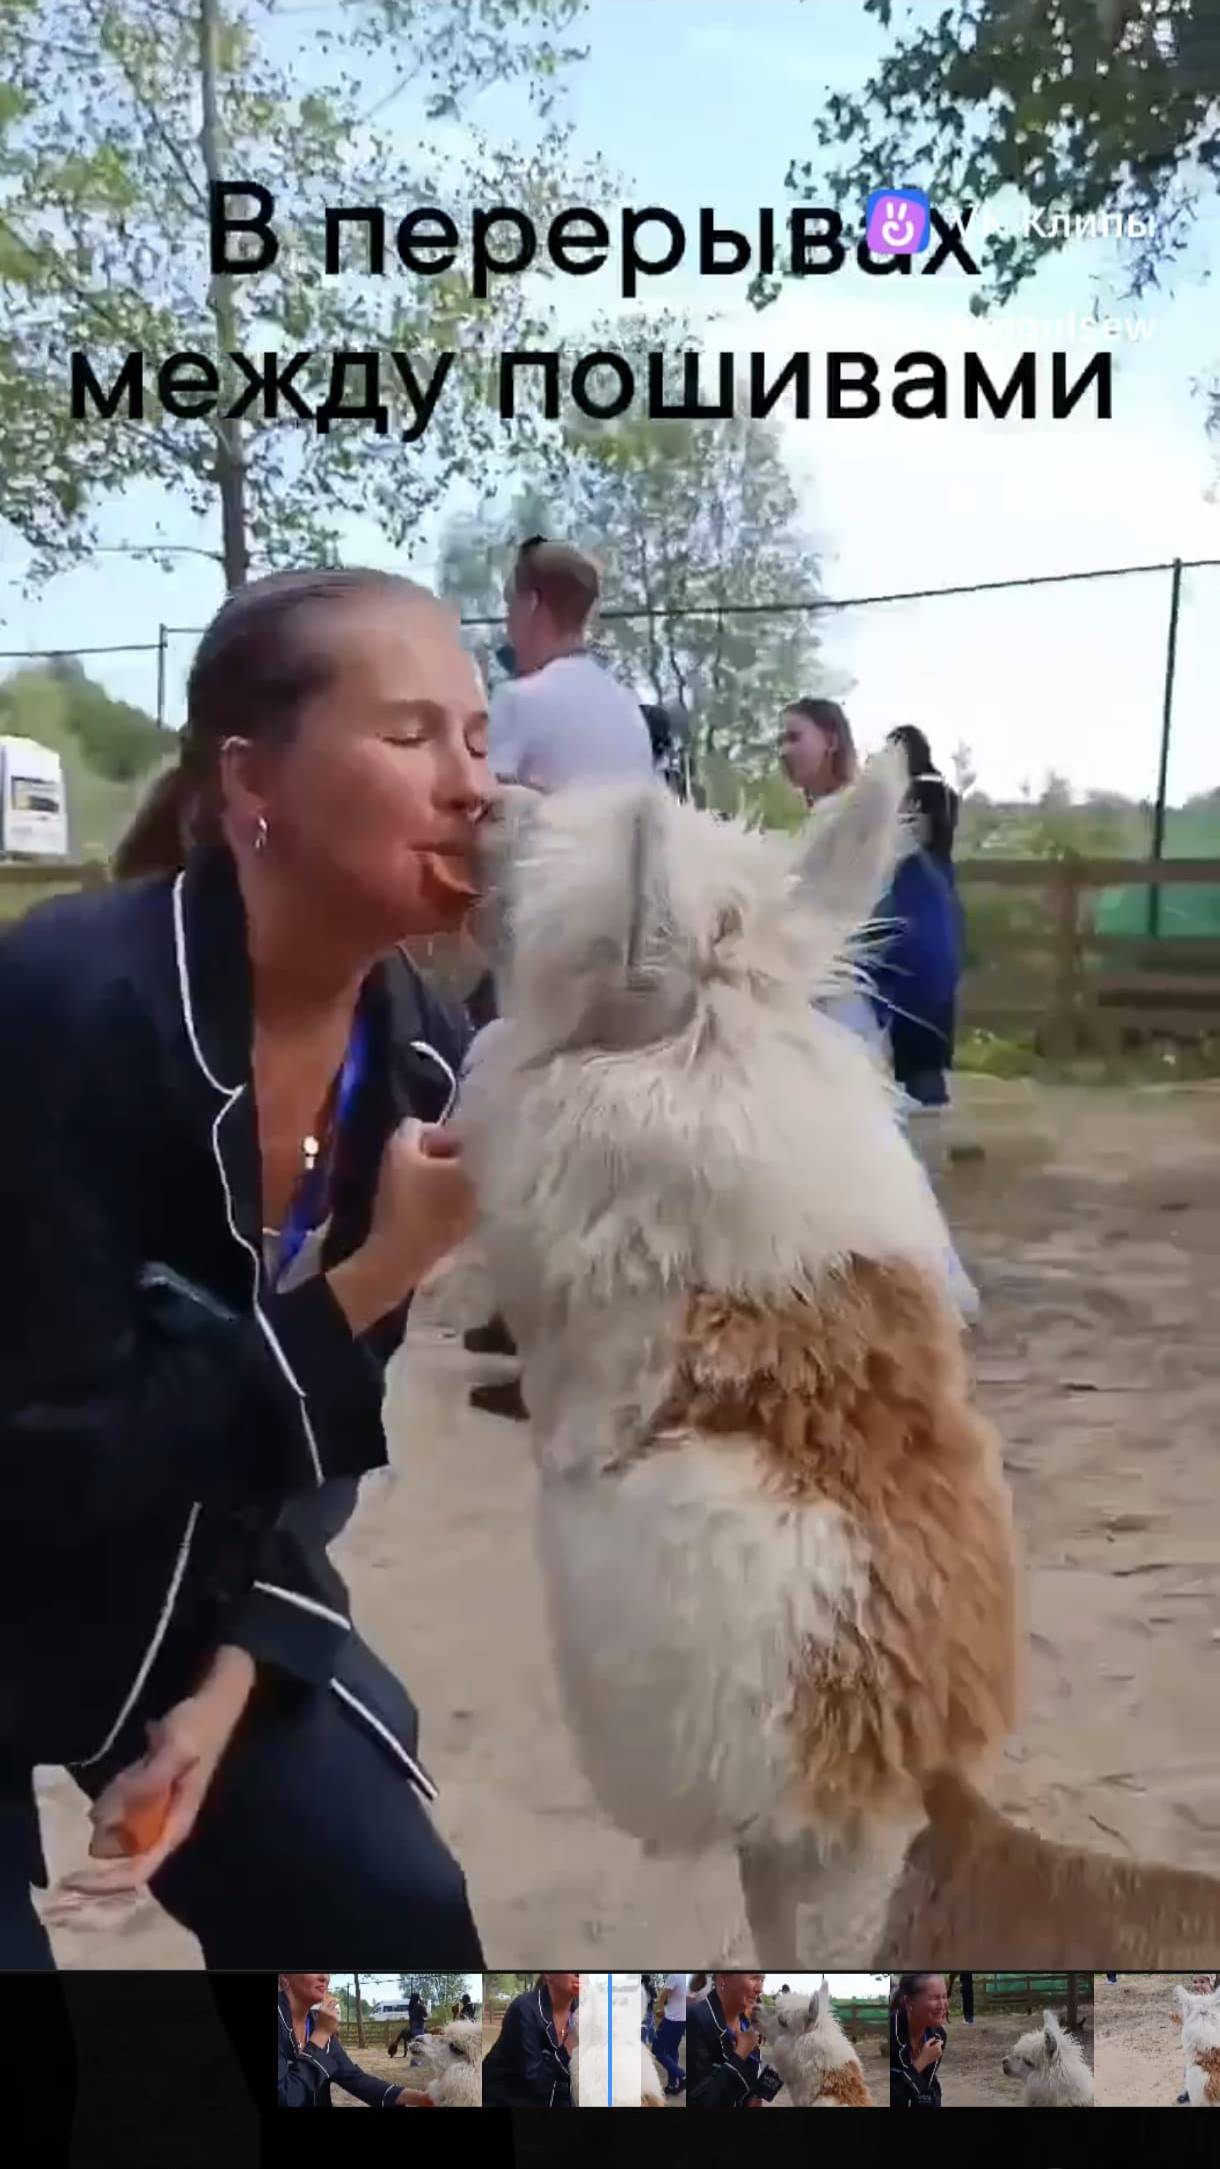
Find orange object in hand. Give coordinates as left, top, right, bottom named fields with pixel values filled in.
left=116, top=1791, right=173, bottom=1857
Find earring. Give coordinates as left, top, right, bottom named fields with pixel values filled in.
left=253, top=814, right=269, bottom=855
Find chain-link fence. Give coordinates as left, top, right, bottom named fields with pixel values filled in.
left=3, top=555, right=1218, bottom=870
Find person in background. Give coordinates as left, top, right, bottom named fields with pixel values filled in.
left=408, top=1989, right=428, bottom=2039
left=687, top=1972, right=767, bottom=2108
left=278, top=1974, right=434, bottom=2108
left=890, top=1973, right=949, bottom=2108
left=888, top=724, right=960, bottom=869
left=481, top=1972, right=578, bottom=2109
left=778, top=696, right=977, bottom=1319
left=465, top=536, right=655, bottom=1421
left=651, top=1972, right=688, bottom=2097
left=884, top=724, right=963, bottom=1106
left=460, top=1990, right=477, bottom=2021
left=641, top=1973, right=658, bottom=2047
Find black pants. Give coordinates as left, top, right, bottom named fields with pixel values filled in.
left=959, top=1971, right=974, bottom=2023
left=3, top=1650, right=483, bottom=1971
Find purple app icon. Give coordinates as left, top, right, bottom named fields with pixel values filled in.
left=865, top=186, right=931, bottom=256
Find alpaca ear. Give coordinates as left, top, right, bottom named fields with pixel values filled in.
left=816, top=1980, right=830, bottom=2023
left=472, top=782, right=542, bottom=969
left=1042, top=2012, right=1060, bottom=2057
left=790, top=742, right=911, bottom=938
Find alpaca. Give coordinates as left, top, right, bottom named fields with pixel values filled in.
left=460, top=752, right=1021, bottom=1964
left=765, top=1982, right=874, bottom=2106
left=1001, top=2010, right=1093, bottom=2107
left=568, top=2034, right=668, bottom=2106
left=1173, top=1982, right=1220, bottom=2106
left=879, top=1771, right=1220, bottom=1968
left=404, top=2020, right=482, bottom=2107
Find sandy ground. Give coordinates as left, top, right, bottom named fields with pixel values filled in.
left=34, top=1077, right=1220, bottom=1968
left=1092, top=1972, right=1213, bottom=2107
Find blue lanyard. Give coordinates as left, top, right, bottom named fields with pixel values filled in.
left=274, top=1012, right=369, bottom=1283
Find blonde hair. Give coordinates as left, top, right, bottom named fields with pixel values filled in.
left=512, top=539, right=601, bottom=633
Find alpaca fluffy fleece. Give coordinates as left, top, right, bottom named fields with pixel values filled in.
left=879, top=1772, right=1220, bottom=1969
left=1174, top=1983, right=1220, bottom=2106
left=765, top=1983, right=874, bottom=2106
left=1001, top=2010, right=1093, bottom=2107
left=404, top=2021, right=482, bottom=2107
left=459, top=755, right=1020, bottom=1959
left=569, top=2036, right=668, bottom=2107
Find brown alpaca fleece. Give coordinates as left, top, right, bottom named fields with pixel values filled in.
left=815, top=2061, right=874, bottom=2107
left=1196, top=2047, right=1220, bottom=2105
left=878, top=1772, right=1220, bottom=1968
left=646, top=1258, right=1021, bottom=1817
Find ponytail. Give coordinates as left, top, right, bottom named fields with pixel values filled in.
left=111, top=762, right=196, bottom=882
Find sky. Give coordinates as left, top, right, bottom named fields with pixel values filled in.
left=763, top=1973, right=888, bottom=1999
left=3, top=0, right=1218, bottom=802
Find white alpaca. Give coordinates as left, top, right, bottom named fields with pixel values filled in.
left=568, top=2034, right=668, bottom=2107
left=1001, top=2011, right=1094, bottom=2107
left=765, top=1982, right=874, bottom=2106
left=1173, top=1982, right=1220, bottom=2106
left=404, top=2021, right=482, bottom=2107
left=460, top=753, right=1021, bottom=1963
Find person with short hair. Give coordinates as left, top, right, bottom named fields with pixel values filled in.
left=488, top=538, right=654, bottom=794
left=687, top=1972, right=767, bottom=2108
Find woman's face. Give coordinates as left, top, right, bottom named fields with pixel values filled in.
left=779, top=709, right=835, bottom=799
left=544, top=1972, right=580, bottom=2005
left=242, top=593, right=492, bottom=950
left=284, top=1972, right=330, bottom=2006
left=906, top=1976, right=949, bottom=2038
left=718, top=1972, right=764, bottom=2014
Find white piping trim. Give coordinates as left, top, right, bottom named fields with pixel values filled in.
left=380, top=2083, right=399, bottom=2106
left=303, top=2054, right=332, bottom=2082
left=172, top=874, right=325, bottom=1488
left=252, top=1581, right=352, bottom=1629
left=329, top=1677, right=438, bottom=1803
left=172, top=872, right=239, bottom=1095
left=408, top=1039, right=458, bottom=1123
left=72, top=1502, right=202, bottom=1768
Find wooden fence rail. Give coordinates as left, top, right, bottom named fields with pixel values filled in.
left=4, top=855, right=1220, bottom=1049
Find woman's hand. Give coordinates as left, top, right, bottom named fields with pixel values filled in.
left=308, top=1995, right=343, bottom=2047
left=61, top=1646, right=255, bottom=1898
left=733, top=2023, right=762, bottom=2064
left=328, top=1119, right=476, bottom=1333
left=394, top=2090, right=437, bottom=2107
left=912, top=2033, right=945, bottom=2074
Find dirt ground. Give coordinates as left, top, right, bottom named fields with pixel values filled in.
left=331, top=2041, right=423, bottom=2108
left=1093, top=1972, right=1211, bottom=2107
left=924, top=2004, right=1095, bottom=2108
left=34, top=1078, right=1220, bottom=1967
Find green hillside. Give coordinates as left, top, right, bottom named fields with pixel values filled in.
left=0, top=659, right=172, bottom=860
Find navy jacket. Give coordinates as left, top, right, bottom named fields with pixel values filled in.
left=481, top=1984, right=574, bottom=2109
left=277, top=1989, right=405, bottom=2108
left=0, top=845, right=469, bottom=1802
left=686, top=1990, right=762, bottom=2108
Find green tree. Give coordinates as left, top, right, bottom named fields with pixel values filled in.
left=395, top=1972, right=472, bottom=2015
left=0, top=0, right=592, bottom=590
left=0, top=661, right=171, bottom=854
left=774, top=0, right=1220, bottom=312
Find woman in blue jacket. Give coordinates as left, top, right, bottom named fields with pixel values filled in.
left=0, top=568, right=491, bottom=1969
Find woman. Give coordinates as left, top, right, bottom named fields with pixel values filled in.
left=890, top=1973, right=949, bottom=2107
left=408, top=1990, right=429, bottom=2039
left=778, top=699, right=882, bottom=1048
left=888, top=725, right=960, bottom=869
left=0, top=568, right=491, bottom=1968
left=686, top=1972, right=767, bottom=2109
left=481, top=1973, right=578, bottom=2108
left=278, top=1973, right=433, bottom=2107
left=885, top=724, right=963, bottom=1103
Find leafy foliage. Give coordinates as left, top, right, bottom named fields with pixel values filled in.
left=776, top=0, right=1220, bottom=311
left=0, top=0, right=596, bottom=588
left=0, top=660, right=170, bottom=854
